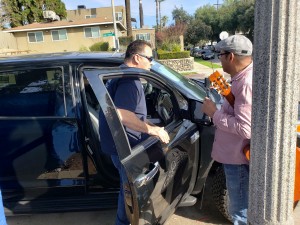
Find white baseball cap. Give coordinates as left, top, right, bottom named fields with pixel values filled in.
left=215, top=35, right=253, bottom=56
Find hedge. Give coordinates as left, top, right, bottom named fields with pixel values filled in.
left=157, top=51, right=190, bottom=60
left=89, top=42, right=109, bottom=51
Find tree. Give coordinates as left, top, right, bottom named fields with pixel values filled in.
left=218, top=0, right=255, bottom=41
left=160, top=15, right=168, bottom=28
left=125, top=0, right=132, bottom=36
left=195, top=5, right=220, bottom=43
left=156, top=22, right=187, bottom=51
left=1, top=0, right=67, bottom=28
left=155, top=0, right=159, bottom=31
left=158, top=0, right=165, bottom=31
left=172, top=6, right=192, bottom=25
left=185, top=18, right=211, bottom=47
left=139, top=0, right=144, bottom=28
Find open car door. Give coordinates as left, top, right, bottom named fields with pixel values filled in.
left=82, top=67, right=200, bottom=225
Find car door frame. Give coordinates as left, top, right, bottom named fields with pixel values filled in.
left=81, top=66, right=200, bottom=224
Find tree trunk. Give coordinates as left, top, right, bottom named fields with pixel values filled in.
left=158, top=1, right=161, bottom=31
left=139, top=0, right=144, bottom=28
left=155, top=0, right=159, bottom=31
left=125, top=0, right=132, bottom=36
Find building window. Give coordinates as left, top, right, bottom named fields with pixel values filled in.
left=136, top=33, right=150, bottom=41
left=28, top=31, right=44, bottom=43
left=85, top=15, right=96, bottom=18
left=51, top=29, right=68, bottom=41
left=115, top=12, right=122, bottom=21
left=84, top=27, right=100, bottom=38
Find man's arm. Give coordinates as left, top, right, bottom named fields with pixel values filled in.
left=117, top=109, right=170, bottom=144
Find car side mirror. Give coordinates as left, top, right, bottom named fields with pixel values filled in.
left=189, top=99, right=211, bottom=126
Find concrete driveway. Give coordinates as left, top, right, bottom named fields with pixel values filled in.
left=7, top=177, right=300, bottom=225
left=6, top=175, right=230, bottom=225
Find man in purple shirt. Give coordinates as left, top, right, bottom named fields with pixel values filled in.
left=202, top=35, right=253, bottom=225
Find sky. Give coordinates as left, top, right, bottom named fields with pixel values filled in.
left=62, top=0, right=224, bottom=28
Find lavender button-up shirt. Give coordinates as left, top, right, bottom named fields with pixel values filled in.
left=211, top=62, right=253, bottom=165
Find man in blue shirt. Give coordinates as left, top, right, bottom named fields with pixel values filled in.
left=99, top=40, right=169, bottom=225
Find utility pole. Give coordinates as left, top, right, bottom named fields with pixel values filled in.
left=214, top=0, right=222, bottom=10
left=139, top=0, right=144, bottom=28
left=111, top=0, right=119, bottom=51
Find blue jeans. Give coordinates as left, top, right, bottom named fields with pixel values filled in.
left=0, top=190, right=7, bottom=225
left=223, top=164, right=249, bottom=225
left=111, top=155, right=130, bottom=225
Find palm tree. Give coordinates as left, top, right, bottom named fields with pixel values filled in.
left=158, top=0, right=165, bottom=31
left=125, top=0, right=132, bottom=36
left=139, top=0, right=144, bottom=28
left=160, top=15, right=168, bottom=28
left=155, top=0, right=159, bottom=31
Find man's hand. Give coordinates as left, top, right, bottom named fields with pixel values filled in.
left=202, top=97, right=217, bottom=118
left=148, top=126, right=170, bottom=144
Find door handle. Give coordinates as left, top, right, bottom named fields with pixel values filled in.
left=134, top=162, right=160, bottom=188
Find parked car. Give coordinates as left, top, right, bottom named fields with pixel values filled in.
left=190, top=48, right=205, bottom=58
left=202, top=50, right=215, bottom=60
left=0, top=52, right=228, bottom=224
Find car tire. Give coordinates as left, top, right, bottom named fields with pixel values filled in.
left=211, top=166, right=232, bottom=222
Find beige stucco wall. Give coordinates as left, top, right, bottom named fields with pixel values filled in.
left=0, top=31, right=18, bottom=50
left=13, top=25, right=126, bottom=53
left=132, top=28, right=156, bottom=48
left=67, top=6, right=126, bottom=27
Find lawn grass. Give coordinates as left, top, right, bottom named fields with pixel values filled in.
left=194, top=58, right=223, bottom=69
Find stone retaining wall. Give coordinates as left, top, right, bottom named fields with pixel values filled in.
left=158, top=57, right=194, bottom=72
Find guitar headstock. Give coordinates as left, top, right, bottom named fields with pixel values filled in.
left=208, top=71, right=231, bottom=96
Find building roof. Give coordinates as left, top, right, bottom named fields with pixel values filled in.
left=3, top=17, right=126, bottom=33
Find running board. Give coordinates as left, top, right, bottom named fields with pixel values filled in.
left=4, top=192, right=118, bottom=215
left=178, top=195, right=197, bottom=207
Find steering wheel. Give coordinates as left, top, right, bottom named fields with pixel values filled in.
left=156, top=91, right=173, bottom=124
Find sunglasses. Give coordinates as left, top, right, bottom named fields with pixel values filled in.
left=136, top=53, right=153, bottom=62
left=217, top=52, right=231, bottom=59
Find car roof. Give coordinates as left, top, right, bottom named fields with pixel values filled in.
left=0, top=52, right=125, bottom=64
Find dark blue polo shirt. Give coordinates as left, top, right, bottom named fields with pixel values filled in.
left=99, top=76, right=148, bottom=156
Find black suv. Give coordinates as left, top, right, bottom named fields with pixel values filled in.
left=0, top=52, right=228, bottom=224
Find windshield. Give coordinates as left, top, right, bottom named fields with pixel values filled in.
left=150, top=60, right=207, bottom=101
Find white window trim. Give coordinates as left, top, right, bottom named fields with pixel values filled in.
left=51, top=29, right=68, bottom=41
left=136, top=33, right=151, bottom=41
left=84, top=26, right=100, bottom=38
left=115, top=12, right=122, bottom=21
left=27, top=31, right=44, bottom=43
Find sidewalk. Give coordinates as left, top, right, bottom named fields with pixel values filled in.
left=184, top=61, right=230, bottom=80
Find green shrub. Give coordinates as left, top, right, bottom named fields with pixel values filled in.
left=119, top=36, right=133, bottom=46
left=89, top=42, right=109, bottom=51
left=79, top=45, right=90, bottom=52
left=160, top=42, right=181, bottom=52
left=157, top=51, right=190, bottom=60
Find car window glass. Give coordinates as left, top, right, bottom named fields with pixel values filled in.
left=151, top=61, right=207, bottom=100
left=0, top=67, right=73, bottom=117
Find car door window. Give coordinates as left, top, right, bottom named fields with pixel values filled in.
left=0, top=67, right=84, bottom=200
